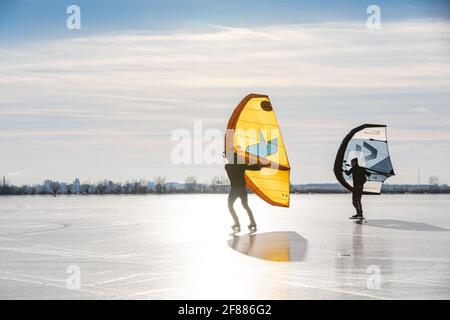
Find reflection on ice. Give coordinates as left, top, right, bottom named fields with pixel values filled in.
left=228, top=231, right=308, bottom=262
left=366, top=219, right=450, bottom=232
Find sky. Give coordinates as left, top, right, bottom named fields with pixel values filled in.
left=0, top=0, right=450, bottom=185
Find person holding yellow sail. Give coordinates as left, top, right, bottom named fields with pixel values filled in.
left=225, top=152, right=269, bottom=233
left=224, top=94, right=291, bottom=233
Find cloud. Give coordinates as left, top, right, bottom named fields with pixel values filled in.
left=1, top=20, right=450, bottom=89
left=6, top=171, right=21, bottom=177
left=0, top=20, right=449, bottom=184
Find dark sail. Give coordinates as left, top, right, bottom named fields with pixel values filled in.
left=334, top=124, right=395, bottom=195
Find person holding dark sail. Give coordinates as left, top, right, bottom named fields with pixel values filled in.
left=344, top=158, right=371, bottom=219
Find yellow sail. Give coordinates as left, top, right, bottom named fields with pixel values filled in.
left=226, top=94, right=290, bottom=207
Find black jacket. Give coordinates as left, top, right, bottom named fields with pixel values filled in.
left=346, top=165, right=371, bottom=187
left=225, top=164, right=261, bottom=188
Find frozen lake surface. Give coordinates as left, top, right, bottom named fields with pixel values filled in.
left=0, top=194, right=449, bottom=299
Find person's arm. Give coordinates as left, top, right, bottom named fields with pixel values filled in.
left=245, top=164, right=262, bottom=171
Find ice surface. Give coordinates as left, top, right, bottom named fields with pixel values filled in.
left=0, top=194, right=449, bottom=299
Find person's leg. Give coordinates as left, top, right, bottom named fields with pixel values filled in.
left=356, top=189, right=363, bottom=216
left=353, top=187, right=363, bottom=216
left=352, top=191, right=359, bottom=215
left=228, top=189, right=240, bottom=226
left=239, top=189, right=256, bottom=226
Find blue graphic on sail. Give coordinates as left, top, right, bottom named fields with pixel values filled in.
left=355, top=142, right=378, bottom=161
left=246, top=130, right=278, bottom=158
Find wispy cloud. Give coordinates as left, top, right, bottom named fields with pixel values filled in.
left=0, top=20, right=449, bottom=184
left=2, top=21, right=450, bottom=89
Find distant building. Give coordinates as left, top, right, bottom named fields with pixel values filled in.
left=43, top=180, right=52, bottom=193
left=72, top=178, right=81, bottom=194
left=25, top=185, right=35, bottom=194
left=105, top=180, right=116, bottom=193
left=34, top=184, right=43, bottom=194
left=58, top=183, right=67, bottom=194
left=165, top=182, right=185, bottom=191
left=185, top=181, right=200, bottom=192
left=147, top=181, right=156, bottom=191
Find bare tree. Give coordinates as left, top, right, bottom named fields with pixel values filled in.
left=429, top=176, right=440, bottom=186
left=96, top=180, right=108, bottom=194
left=429, top=176, right=440, bottom=192
left=185, top=175, right=197, bottom=184
left=50, top=181, right=60, bottom=197
left=81, top=183, right=92, bottom=194
left=154, top=176, right=166, bottom=194
left=210, top=175, right=229, bottom=192
left=185, top=175, right=198, bottom=192
left=211, top=175, right=228, bottom=185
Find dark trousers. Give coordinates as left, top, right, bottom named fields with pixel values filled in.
left=352, top=185, right=364, bottom=216
left=228, top=187, right=256, bottom=225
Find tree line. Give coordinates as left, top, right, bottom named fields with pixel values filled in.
left=1, top=178, right=449, bottom=196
